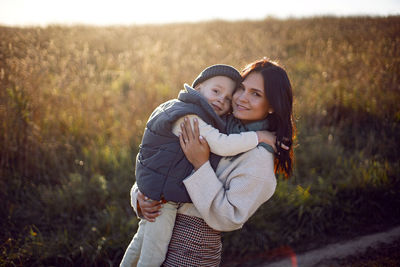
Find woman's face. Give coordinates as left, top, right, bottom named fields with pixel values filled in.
left=232, top=72, right=271, bottom=123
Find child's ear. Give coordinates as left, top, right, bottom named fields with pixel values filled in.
left=194, top=84, right=201, bottom=91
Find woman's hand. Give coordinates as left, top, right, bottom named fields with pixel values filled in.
left=179, top=117, right=210, bottom=170
left=137, top=191, right=163, bottom=222
left=256, top=131, right=289, bottom=152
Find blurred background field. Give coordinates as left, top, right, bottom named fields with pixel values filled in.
left=1, top=16, right=399, bottom=266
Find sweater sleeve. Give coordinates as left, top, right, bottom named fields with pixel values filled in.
left=172, top=114, right=259, bottom=157
left=183, top=148, right=277, bottom=231
left=130, top=182, right=143, bottom=218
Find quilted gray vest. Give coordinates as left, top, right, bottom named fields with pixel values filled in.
left=135, top=84, right=226, bottom=202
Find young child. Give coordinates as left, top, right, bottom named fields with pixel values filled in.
left=120, top=64, right=275, bottom=267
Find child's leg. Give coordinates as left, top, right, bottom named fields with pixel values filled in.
left=120, top=219, right=147, bottom=267
left=137, top=202, right=178, bottom=267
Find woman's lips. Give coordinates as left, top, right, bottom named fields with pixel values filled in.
left=234, top=103, right=249, bottom=111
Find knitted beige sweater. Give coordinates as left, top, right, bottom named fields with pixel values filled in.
left=131, top=144, right=276, bottom=232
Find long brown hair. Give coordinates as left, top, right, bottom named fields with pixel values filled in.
left=242, top=58, right=295, bottom=177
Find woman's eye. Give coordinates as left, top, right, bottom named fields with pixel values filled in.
left=252, top=92, right=261, bottom=97
left=213, top=89, right=218, bottom=94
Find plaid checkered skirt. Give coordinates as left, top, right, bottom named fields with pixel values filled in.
left=162, top=214, right=222, bottom=267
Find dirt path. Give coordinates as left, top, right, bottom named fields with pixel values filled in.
left=260, top=225, right=400, bottom=267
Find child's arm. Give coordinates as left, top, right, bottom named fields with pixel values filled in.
left=172, top=115, right=275, bottom=156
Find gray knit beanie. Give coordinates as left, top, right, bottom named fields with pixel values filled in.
left=192, top=64, right=242, bottom=89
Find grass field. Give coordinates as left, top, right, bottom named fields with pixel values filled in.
left=1, top=16, right=399, bottom=266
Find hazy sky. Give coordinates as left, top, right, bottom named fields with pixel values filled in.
left=0, top=0, right=399, bottom=26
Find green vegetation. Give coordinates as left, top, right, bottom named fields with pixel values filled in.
left=1, top=16, right=399, bottom=266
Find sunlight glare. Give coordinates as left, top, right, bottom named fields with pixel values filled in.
left=0, top=0, right=399, bottom=26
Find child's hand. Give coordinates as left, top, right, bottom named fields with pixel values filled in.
left=256, top=131, right=289, bottom=152
left=137, top=191, right=163, bottom=222
left=179, top=117, right=210, bottom=170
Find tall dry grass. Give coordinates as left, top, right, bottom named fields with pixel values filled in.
left=1, top=16, right=399, bottom=265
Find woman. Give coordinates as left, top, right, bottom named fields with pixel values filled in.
left=131, top=58, right=295, bottom=266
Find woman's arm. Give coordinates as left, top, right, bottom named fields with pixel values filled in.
left=130, top=183, right=163, bottom=222
left=184, top=157, right=276, bottom=231
left=184, top=151, right=276, bottom=231
left=180, top=119, right=277, bottom=231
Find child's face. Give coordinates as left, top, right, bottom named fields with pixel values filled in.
left=196, top=76, right=236, bottom=116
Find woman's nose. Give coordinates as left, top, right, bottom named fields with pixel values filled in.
left=237, top=91, right=248, bottom=103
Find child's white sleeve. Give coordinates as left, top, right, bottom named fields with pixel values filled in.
left=172, top=114, right=259, bottom=157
